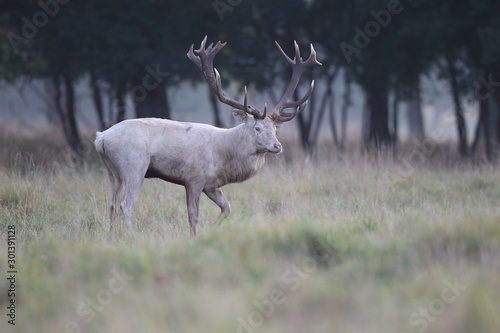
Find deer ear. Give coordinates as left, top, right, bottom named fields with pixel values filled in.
left=232, top=109, right=248, bottom=123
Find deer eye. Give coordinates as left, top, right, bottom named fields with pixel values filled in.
left=255, top=127, right=261, bottom=132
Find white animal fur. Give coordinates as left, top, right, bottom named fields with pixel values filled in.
left=95, top=36, right=321, bottom=236
left=94, top=110, right=281, bottom=236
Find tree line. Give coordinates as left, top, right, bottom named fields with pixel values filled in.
left=1, top=0, right=500, bottom=160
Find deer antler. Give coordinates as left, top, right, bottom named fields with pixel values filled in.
left=187, top=37, right=321, bottom=122
left=187, top=36, right=267, bottom=120
left=270, top=41, right=322, bottom=123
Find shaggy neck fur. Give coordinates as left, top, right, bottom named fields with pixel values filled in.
left=215, top=124, right=267, bottom=186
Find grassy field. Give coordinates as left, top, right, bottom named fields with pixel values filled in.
left=1, top=133, right=499, bottom=333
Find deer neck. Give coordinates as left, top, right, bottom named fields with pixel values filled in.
left=216, top=125, right=266, bottom=184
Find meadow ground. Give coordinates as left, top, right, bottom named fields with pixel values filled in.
left=0, top=133, right=499, bottom=333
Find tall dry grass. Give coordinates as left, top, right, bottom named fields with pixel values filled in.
left=0, top=132, right=499, bottom=333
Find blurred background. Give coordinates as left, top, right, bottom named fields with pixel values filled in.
left=2, top=4, right=500, bottom=332
left=1, top=0, right=500, bottom=161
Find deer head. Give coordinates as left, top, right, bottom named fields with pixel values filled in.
left=187, top=36, right=322, bottom=153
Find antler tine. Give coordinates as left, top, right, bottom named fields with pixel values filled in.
left=187, top=36, right=266, bottom=120
left=187, top=44, right=202, bottom=70
left=272, top=81, right=315, bottom=122
left=196, top=35, right=208, bottom=53
left=275, top=41, right=322, bottom=66
left=275, top=41, right=294, bottom=65
left=190, top=36, right=227, bottom=64
left=293, top=40, right=301, bottom=62
left=277, top=102, right=308, bottom=122
left=306, top=44, right=323, bottom=66
left=281, top=80, right=315, bottom=111
left=243, top=86, right=266, bottom=119
left=243, top=86, right=248, bottom=111
left=214, top=68, right=223, bottom=92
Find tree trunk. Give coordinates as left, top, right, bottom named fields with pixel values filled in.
left=115, top=84, right=127, bottom=123
left=340, top=71, right=351, bottom=151
left=327, top=89, right=338, bottom=148
left=492, top=89, right=500, bottom=145
left=106, top=89, right=115, bottom=126
left=208, top=87, right=225, bottom=127
left=483, top=97, right=492, bottom=161
left=447, top=57, right=468, bottom=156
left=365, top=77, right=391, bottom=149
left=135, top=80, right=170, bottom=119
left=392, top=91, right=400, bottom=159
left=310, top=88, right=329, bottom=146
left=471, top=97, right=492, bottom=161
left=407, top=83, right=425, bottom=140
left=295, top=68, right=338, bottom=153
left=89, top=69, right=106, bottom=130
left=362, top=100, right=370, bottom=148
left=62, top=74, right=82, bottom=161
left=296, top=89, right=314, bottom=152
left=50, top=75, right=82, bottom=162
left=51, top=75, right=70, bottom=140
left=322, top=70, right=339, bottom=149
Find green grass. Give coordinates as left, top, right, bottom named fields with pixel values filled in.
left=0, top=135, right=499, bottom=333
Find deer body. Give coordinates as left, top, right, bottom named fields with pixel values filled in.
left=95, top=114, right=278, bottom=235
left=96, top=36, right=321, bottom=236
left=98, top=117, right=269, bottom=186
left=142, top=119, right=267, bottom=188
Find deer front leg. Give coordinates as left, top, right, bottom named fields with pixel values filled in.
left=204, top=188, right=231, bottom=226
left=185, top=183, right=204, bottom=236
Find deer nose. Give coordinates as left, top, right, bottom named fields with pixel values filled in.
left=273, top=143, right=282, bottom=153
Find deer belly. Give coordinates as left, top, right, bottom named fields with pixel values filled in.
left=144, top=167, right=184, bottom=185
left=145, top=156, right=187, bottom=186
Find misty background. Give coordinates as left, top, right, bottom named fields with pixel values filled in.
left=1, top=0, right=499, bottom=160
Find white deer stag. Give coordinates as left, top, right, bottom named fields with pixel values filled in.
left=94, top=36, right=321, bottom=236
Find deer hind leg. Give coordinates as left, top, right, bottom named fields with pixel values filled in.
left=108, top=170, right=123, bottom=237
left=102, top=158, right=123, bottom=238
left=185, top=183, right=204, bottom=236
left=120, top=173, right=145, bottom=234
left=118, top=160, right=149, bottom=234
left=204, top=188, right=231, bottom=226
